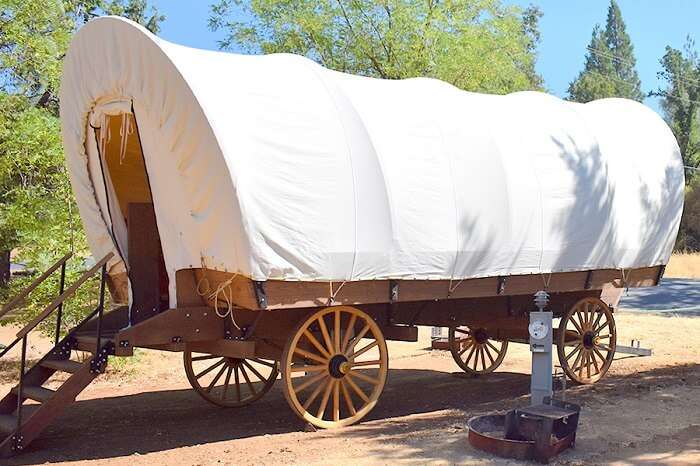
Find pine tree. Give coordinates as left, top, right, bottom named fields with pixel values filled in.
left=568, top=0, right=643, bottom=102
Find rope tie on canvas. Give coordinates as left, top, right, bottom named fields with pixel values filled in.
left=98, top=113, right=111, bottom=158
left=447, top=278, right=465, bottom=297
left=196, top=274, right=241, bottom=330
left=620, top=268, right=631, bottom=295
left=118, top=113, right=134, bottom=165
left=327, top=281, right=347, bottom=306
left=541, top=273, right=552, bottom=291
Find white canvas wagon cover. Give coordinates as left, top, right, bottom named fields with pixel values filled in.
left=60, top=17, right=684, bottom=308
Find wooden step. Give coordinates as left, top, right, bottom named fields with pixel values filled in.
left=11, top=386, right=55, bottom=403
left=39, top=359, right=83, bottom=374
left=74, top=334, right=115, bottom=353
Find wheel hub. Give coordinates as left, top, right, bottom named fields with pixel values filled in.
left=473, top=328, right=489, bottom=344
left=582, top=331, right=596, bottom=349
left=328, top=354, right=350, bottom=379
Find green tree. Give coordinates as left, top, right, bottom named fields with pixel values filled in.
left=0, top=0, right=165, bottom=113
left=0, top=0, right=163, bottom=332
left=209, top=0, right=543, bottom=94
left=652, top=38, right=700, bottom=184
left=568, top=0, right=643, bottom=102
left=676, top=179, right=700, bottom=252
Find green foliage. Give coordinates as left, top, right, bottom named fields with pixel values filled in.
left=0, top=0, right=165, bottom=113
left=676, top=178, right=700, bottom=252
left=568, top=0, right=643, bottom=102
left=103, top=0, right=166, bottom=35
left=209, top=0, right=543, bottom=93
left=652, top=37, right=700, bottom=185
left=0, top=0, right=163, bottom=336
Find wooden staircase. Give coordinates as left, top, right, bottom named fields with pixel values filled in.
left=0, top=252, right=117, bottom=456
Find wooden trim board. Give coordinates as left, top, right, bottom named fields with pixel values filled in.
left=184, top=265, right=663, bottom=311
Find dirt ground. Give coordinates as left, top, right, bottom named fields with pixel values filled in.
left=1, top=311, right=699, bottom=466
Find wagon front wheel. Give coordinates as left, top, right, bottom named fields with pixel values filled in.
left=448, top=326, right=508, bottom=374
left=184, top=349, right=278, bottom=407
left=281, top=306, right=388, bottom=429
left=557, top=297, right=616, bottom=385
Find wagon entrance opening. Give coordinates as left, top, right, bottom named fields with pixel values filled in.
left=93, top=112, right=169, bottom=324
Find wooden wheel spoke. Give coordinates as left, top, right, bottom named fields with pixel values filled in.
left=316, top=378, right=335, bottom=419
left=345, top=324, right=371, bottom=356
left=458, top=338, right=474, bottom=356
left=348, top=369, right=380, bottom=386
left=472, top=347, right=481, bottom=371
left=234, top=365, right=241, bottom=402
left=593, top=346, right=607, bottom=365
left=485, top=340, right=500, bottom=354
left=317, top=315, right=335, bottom=356
left=340, top=380, right=356, bottom=415
left=221, top=366, right=233, bottom=400
left=570, top=347, right=584, bottom=374
left=596, top=343, right=613, bottom=352
left=483, top=344, right=495, bottom=365
left=464, top=344, right=477, bottom=366
left=350, top=340, right=378, bottom=359
left=571, top=312, right=585, bottom=334
left=303, top=375, right=329, bottom=410
left=239, top=364, right=257, bottom=395
left=303, top=330, right=332, bottom=359
left=332, top=379, right=340, bottom=422
left=295, top=370, right=328, bottom=393
left=290, top=364, right=327, bottom=373
left=334, top=309, right=341, bottom=353
left=590, top=311, right=604, bottom=333
left=195, top=358, right=225, bottom=379
left=294, top=347, right=328, bottom=365
left=242, top=359, right=266, bottom=382
left=251, top=358, right=276, bottom=368
left=589, top=349, right=600, bottom=375
left=480, top=346, right=487, bottom=370
left=593, top=320, right=609, bottom=335
left=344, top=373, right=369, bottom=403
left=352, top=359, right=381, bottom=367
left=206, top=363, right=228, bottom=393
left=340, top=314, right=357, bottom=354
left=192, top=354, right=219, bottom=362
left=565, top=343, right=583, bottom=362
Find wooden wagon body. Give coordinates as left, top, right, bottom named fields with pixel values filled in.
left=0, top=16, right=685, bottom=455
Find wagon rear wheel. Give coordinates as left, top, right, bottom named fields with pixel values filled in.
left=448, top=326, right=508, bottom=374
left=281, top=306, right=388, bottom=429
left=184, top=349, right=278, bottom=407
left=557, top=297, right=616, bottom=385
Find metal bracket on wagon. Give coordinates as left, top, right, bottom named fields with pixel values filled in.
left=253, top=281, right=267, bottom=309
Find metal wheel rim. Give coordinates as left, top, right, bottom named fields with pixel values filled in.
left=557, top=297, right=616, bottom=385
left=281, top=306, right=388, bottom=429
left=448, top=326, right=508, bottom=374
left=184, top=350, right=278, bottom=408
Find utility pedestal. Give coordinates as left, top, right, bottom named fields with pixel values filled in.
left=529, top=291, right=553, bottom=406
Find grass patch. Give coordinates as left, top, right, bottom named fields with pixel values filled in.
left=666, top=252, right=700, bottom=279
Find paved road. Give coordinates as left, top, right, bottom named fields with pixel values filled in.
left=619, top=278, right=700, bottom=315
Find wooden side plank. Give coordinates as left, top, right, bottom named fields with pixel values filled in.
left=188, top=265, right=662, bottom=311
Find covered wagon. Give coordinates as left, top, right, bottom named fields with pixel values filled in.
left=0, top=16, right=684, bottom=453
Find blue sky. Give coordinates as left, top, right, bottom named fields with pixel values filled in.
left=155, top=1, right=700, bottom=115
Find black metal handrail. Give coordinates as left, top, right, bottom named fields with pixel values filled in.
left=0, top=252, right=113, bottom=450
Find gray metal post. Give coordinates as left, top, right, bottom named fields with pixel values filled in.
left=529, top=291, right=553, bottom=406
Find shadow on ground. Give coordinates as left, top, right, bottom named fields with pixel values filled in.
left=619, top=278, right=700, bottom=312
left=5, top=362, right=700, bottom=465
